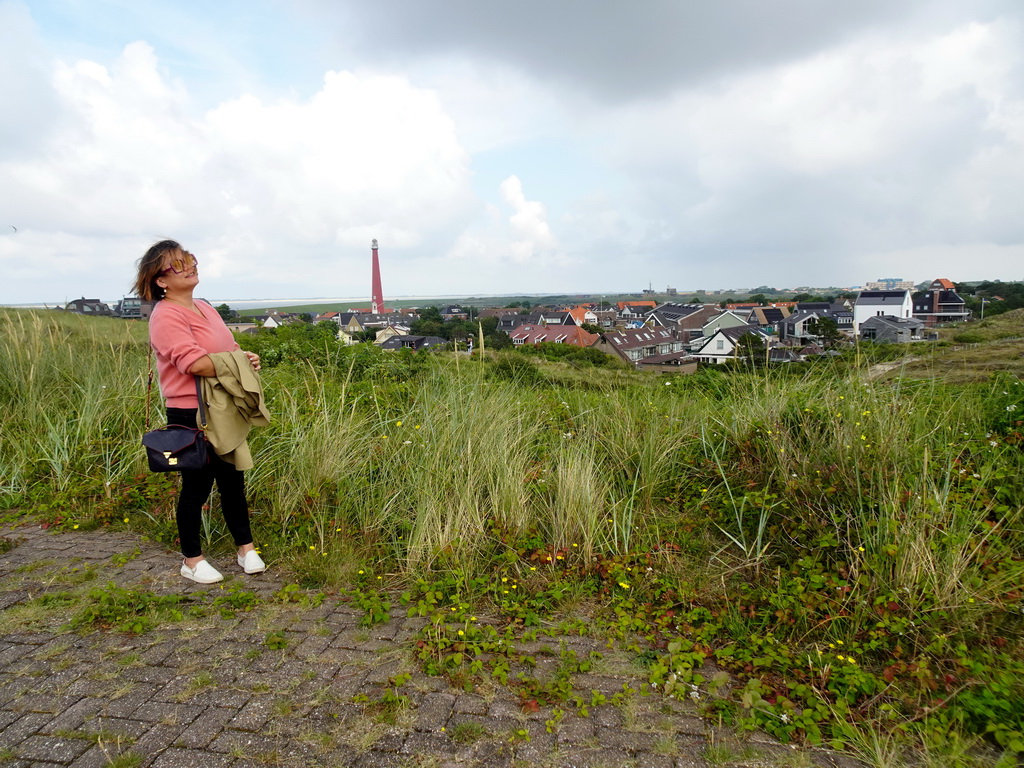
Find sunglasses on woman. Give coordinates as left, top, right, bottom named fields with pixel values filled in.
left=161, top=252, right=198, bottom=275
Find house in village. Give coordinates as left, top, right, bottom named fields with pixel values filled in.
left=374, top=324, right=412, bottom=345
left=335, top=312, right=405, bottom=344
left=378, top=335, right=447, bottom=351
left=748, top=306, right=791, bottom=334
left=778, top=303, right=853, bottom=344
left=912, top=279, right=970, bottom=326
left=700, top=310, right=751, bottom=338
left=478, top=308, right=523, bottom=321
left=853, top=290, right=913, bottom=332
left=496, top=311, right=576, bottom=334
left=113, top=297, right=142, bottom=319
left=593, top=327, right=693, bottom=372
left=693, top=326, right=771, bottom=364
left=566, top=306, right=599, bottom=327
left=616, top=301, right=657, bottom=320
left=251, top=311, right=302, bottom=329
left=509, top=324, right=598, bottom=348
left=591, top=309, right=618, bottom=328
left=858, top=315, right=925, bottom=343
left=65, top=298, right=112, bottom=316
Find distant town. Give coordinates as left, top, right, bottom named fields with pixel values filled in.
left=54, top=273, right=1024, bottom=372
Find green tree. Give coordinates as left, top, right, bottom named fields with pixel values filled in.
left=215, top=303, right=236, bottom=322
left=807, top=316, right=842, bottom=348
left=735, top=332, right=768, bottom=366
left=410, top=306, right=445, bottom=337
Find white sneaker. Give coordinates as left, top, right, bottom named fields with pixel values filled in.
left=180, top=559, right=223, bottom=584
left=237, top=550, right=266, bottom=574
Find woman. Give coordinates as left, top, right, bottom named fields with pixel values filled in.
left=133, top=239, right=266, bottom=584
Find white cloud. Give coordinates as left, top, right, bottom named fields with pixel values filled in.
left=581, top=18, right=1024, bottom=277
left=500, top=175, right=557, bottom=262
left=0, top=34, right=479, bottom=302
left=448, top=175, right=563, bottom=268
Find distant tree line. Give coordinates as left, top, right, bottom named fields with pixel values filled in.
left=955, top=280, right=1024, bottom=318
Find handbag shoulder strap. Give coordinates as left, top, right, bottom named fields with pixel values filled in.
left=145, top=349, right=154, bottom=431
left=195, top=376, right=208, bottom=430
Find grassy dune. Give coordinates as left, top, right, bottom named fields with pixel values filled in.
left=1, top=307, right=1022, bottom=765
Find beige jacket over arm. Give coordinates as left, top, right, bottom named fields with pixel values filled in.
left=199, top=350, right=271, bottom=470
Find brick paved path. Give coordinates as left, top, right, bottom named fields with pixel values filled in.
left=0, top=524, right=863, bottom=767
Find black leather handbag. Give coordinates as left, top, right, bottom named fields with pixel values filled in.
left=142, top=376, right=210, bottom=472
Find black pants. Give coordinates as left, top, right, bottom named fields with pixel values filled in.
left=167, top=408, right=253, bottom=559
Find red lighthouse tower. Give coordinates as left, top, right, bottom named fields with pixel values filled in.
left=370, top=238, right=385, bottom=314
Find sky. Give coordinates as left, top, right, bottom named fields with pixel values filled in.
left=1, top=0, right=1023, bottom=305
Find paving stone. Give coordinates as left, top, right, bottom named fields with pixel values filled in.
left=83, top=715, right=151, bottom=740
left=150, top=748, right=234, bottom=767
left=0, top=643, right=33, bottom=666
left=564, top=747, right=633, bottom=767
left=371, top=727, right=407, bottom=753
left=13, top=734, right=92, bottom=763
left=672, top=715, right=707, bottom=737
left=0, top=708, right=21, bottom=730
left=132, top=701, right=202, bottom=726
left=226, top=697, right=275, bottom=732
left=131, top=722, right=187, bottom=759
left=40, top=697, right=103, bottom=733
left=353, top=751, right=410, bottom=768
left=632, top=756, right=676, bottom=768
left=173, top=706, right=238, bottom=748
left=119, top=664, right=178, bottom=685
left=555, top=714, right=596, bottom=745
left=2, top=712, right=54, bottom=742
left=512, top=731, right=558, bottom=762
left=414, top=691, right=456, bottom=731
left=291, top=634, right=331, bottom=659
left=486, top=698, right=524, bottom=720
left=7, top=693, right=81, bottom=714
left=401, top=731, right=463, bottom=756
left=672, top=756, right=709, bottom=768
left=602, top=729, right=662, bottom=752
left=453, top=693, right=488, bottom=715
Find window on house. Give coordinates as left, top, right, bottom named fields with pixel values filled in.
left=716, top=340, right=725, bottom=350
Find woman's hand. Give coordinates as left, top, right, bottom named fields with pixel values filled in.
left=244, top=351, right=261, bottom=371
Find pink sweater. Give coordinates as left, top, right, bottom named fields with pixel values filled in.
left=149, top=300, right=239, bottom=408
